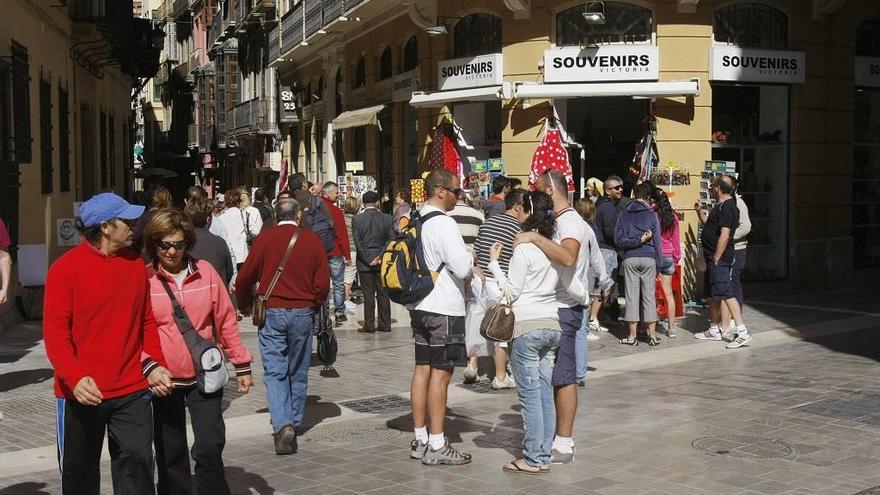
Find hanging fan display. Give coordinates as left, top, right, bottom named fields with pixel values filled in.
left=529, top=117, right=575, bottom=192
left=629, top=130, right=659, bottom=182
left=427, top=123, right=463, bottom=182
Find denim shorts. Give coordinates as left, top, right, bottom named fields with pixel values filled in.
left=551, top=306, right=583, bottom=387
left=660, top=256, right=675, bottom=276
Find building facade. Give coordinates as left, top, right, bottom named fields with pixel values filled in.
left=0, top=0, right=161, bottom=329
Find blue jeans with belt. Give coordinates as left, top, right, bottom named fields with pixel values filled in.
left=259, top=307, right=314, bottom=432
left=509, top=329, right=560, bottom=468
left=328, top=256, right=346, bottom=316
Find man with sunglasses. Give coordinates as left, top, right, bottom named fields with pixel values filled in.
left=594, top=176, right=631, bottom=323
left=44, top=192, right=173, bottom=494
left=408, top=169, right=477, bottom=466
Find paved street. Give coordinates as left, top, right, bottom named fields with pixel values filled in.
left=1, top=287, right=880, bottom=495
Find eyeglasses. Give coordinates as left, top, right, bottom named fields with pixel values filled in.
left=157, top=240, right=187, bottom=251
left=609, top=185, right=623, bottom=191
left=438, top=185, right=463, bottom=197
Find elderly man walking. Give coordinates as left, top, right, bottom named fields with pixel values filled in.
left=351, top=191, right=394, bottom=333
left=236, top=199, right=330, bottom=455
left=44, top=192, right=173, bottom=494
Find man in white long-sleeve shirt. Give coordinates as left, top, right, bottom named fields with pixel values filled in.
left=721, top=175, right=751, bottom=334
left=409, top=169, right=476, bottom=466
left=515, top=170, right=608, bottom=465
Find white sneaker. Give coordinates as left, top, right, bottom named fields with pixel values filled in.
left=587, top=331, right=600, bottom=341
left=491, top=375, right=516, bottom=389
left=726, top=333, right=753, bottom=349
left=694, top=329, right=722, bottom=341
left=462, top=366, right=478, bottom=385
left=721, top=329, right=736, bottom=342
left=589, top=320, right=609, bottom=333
left=344, top=300, right=357, bottom=314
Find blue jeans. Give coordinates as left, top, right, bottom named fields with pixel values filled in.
left=510, top=329, right=560, bottom=468
left=732, top=250, right=746, bottom=307
left=259, top=307, right=314, bottom=432
left=575, top=309, right=589, bottom=380
left=328, top=256, right=346, bottom=316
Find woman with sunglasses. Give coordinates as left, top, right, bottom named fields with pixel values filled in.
left=143, top=208, right=253, bottom=494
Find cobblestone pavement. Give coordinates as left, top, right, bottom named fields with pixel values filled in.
left=1, top=286, right=879, bottom=494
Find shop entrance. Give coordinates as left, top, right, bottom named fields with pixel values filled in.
left=557, top=97, right=649, bottom=195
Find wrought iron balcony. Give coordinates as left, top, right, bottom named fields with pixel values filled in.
left=270, top=0, right=368, bottom=64
left=170, top=0, right=190, bottom=19
left=237, top=0, right=277, bottom=28
left=187, top=123, right=198, bottom=149
left=227, top=98, right=277, bottom=138
left=209, top=3, right=238, bottom=48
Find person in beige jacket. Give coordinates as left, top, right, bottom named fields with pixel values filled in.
left=721, top=176, right=751, bottom=333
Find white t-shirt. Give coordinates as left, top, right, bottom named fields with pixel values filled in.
left=488, top=243, right=559, bottom=321
left=554, top=208, right=592, bottom=308
left=413, top=204, right=473, bottom=316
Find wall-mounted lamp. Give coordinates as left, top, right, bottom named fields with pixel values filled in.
left=424, top=16, right=462, bottom=36
left=582, top=2, right=606, bottom=25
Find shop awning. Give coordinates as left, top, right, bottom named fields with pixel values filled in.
left=514, top=79, right=700, bottom=99
left=409, top=83, right=511, bottom=108
left=331, top=104, right=386, bottom=130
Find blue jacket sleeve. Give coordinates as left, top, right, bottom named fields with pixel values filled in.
left=614, top=215, right=644, bottom=250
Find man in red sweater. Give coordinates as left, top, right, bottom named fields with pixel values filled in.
left=236, top=198, right=330, bottom=455
left=43, top=192, right=173, bottom=494
left=322, top=181, right=351, bottom=326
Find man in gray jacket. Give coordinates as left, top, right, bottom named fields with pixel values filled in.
left=351, top=191, right=394, bottom=333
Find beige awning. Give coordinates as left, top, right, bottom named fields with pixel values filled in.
left=331, top=104, right=386, bottom=130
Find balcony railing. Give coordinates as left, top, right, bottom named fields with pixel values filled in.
left=270, top=0, right=368, bottom=64
left=237, top=0, right=276, bottom=26
left=171, top=0, right=190, bottom=19
left=209, top=4, right=238, bottom=48
left=187, top=123, right=198, bottom=149
left=189, top=47, right=203, bottom=72
left=227, top=98, right=277, bottom=137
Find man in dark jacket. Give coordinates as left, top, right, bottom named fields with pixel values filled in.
left=253, top=188, right=275, bottom=229
left=480, top=176, right=510, bottom=219
left=351, top=191, right=394, bottom=333
left=614, top=182, right=667, bottom=346
left=594, top=175, right=630, bottom=320
left=184, top=197, right=235, bottom=285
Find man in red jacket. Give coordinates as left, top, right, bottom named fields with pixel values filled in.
left=236, top=198, right=330, bottom=455
left=322, top=181, right=351, bottom=326
left=43, top=192, right=173, bottom=494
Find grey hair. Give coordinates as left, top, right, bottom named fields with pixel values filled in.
left=322, top=181, right=338, bottom=194
left=275, top=198, right=301, bottom=222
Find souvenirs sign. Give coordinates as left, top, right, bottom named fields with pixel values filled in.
left=543, top=45, right=659, bottom=83
left=710, top=46, right=805, bottom=84
left=438, top=53, right=504, bottom=91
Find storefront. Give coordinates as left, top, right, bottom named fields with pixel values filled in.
left=854, top=20, right=880, bottom=268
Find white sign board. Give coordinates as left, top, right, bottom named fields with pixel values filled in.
left=438, top=53, right=503, bottom=91
left=17, top=244, right=48, bottom=287
left=855, top=56, right=880, bottom=88
left=73, top=202, right=83, bottom=217
left=392, top=68, right=420, bottom=102
left=345, top=161, right=364, bottom=172
left=544, top=45, right=659, bottom=83
left=57, top=218, right=80, bottom=247
left=710, top=46, right=805, bottom=84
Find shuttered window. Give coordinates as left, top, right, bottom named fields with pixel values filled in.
left=39, top=75, right=52, bottom=194
left=11, top=41, right=31, bottom=163
left=59, top=84, right=70, bottom=192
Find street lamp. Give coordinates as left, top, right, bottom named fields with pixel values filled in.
left=423, top=16, right=462, bottom=36
left=582, top=2, right=606, bottom=25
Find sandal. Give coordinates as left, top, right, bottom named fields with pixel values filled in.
left=648, top=336, right=662, bottom=346
left=503, top=458, right=542, bottom=475
left=619, top=338, right=639, bottom=346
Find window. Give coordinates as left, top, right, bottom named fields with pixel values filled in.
left=0, top=61, right=9, bottom=162
left=11, top=41, right=31, bottom=163
left=853, top=20, right=880, bottom=267
left=305, top=81, right=312, bottom=105
left=354, top=56, right=365, bottom=88
left=714, top=3, right=787, bottom=49
left=453, top=14, right=501, bottom=58
left=379, top=47, right=392, bottom=80
left=39, top=76, right=52, bottom=194
left=59, top=85, right=70, bottom=192
left=315, top=76, right=323, bottom=101
left=0, top=60, right=18, bottom=252
left=334, top=69, right=343, bottom=116
left=353, top=126, right=366, bottom=163
left=403, top=36, right=418, bottom=71
left=556, top=2, right=652, bottom=46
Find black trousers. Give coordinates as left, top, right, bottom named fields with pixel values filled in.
left=153, top=386, right=230, bottom=495
left=359, top=268, right=390, bottom=331
left=56, top=389, right=154, bottom=495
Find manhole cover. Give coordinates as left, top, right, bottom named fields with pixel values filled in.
left=301, top=424, right=403, bottom=444
left=692, top=435, right=797, bottom=460
left=796, top=392, right=880, bottom=425
left=0, top=395, right=56, bottom=418
left=338, top=395, right=411, bottom=413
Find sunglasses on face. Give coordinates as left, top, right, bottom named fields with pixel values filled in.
left=157, top=240, right=187, bottom=251
left=609, top=185, right=623, bottom=191
left=438, top=185, right=463, bottom=197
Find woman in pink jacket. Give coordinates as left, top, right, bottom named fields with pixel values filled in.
left=143, top=208, right=253, bottom=495
left=651, top=188, right=681, bottom=338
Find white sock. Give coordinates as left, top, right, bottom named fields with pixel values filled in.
left=414, top=426, right=428, bottom=443
left=428, top=433, right=445, bottom=450
left=736, top=324, right=749, bottom=336
left=709, top=324, right=720, bottom=334
left=552, top=435, right=574, bottom=453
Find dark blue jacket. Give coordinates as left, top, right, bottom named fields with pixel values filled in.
left=595, top=196, right=630, bottom=250
left=613, top=200, right=667, bottom=270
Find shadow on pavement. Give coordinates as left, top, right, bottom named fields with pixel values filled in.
left=385, top=407, right=523, bottom=457
left=225, top=466, right=276, bottom=495
left=0, top=482, right=51, bottom=495
left=251, top=395, right=341, bottom=435
left=0, top=368, right=53, bottom=393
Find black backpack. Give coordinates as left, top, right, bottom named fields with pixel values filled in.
left=306, top=196, right=337, bottom=252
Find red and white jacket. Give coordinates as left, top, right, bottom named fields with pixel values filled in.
left=148, top=258, right=252, bottom=387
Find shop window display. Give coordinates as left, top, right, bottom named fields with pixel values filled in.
left=853, top=21, right=880, bottom=267
left=556, top=2, right=651, bottom=46
left=711, top=85, right=788, bottom=280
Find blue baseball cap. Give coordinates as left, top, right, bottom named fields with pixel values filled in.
left=79, top=193, right=145, bottom=227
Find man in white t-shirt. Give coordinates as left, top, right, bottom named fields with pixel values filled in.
left=515, top=170, right=607, bottom=465
left=408, top=169, right=477, bottom=466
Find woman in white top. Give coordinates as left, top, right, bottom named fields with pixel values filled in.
left=488, top=190, right=581, bottom=474
left=217, top=188, right=262, bottom=271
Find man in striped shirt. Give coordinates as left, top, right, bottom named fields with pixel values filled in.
left=449, top=191, right=485, bottom=252
left=466, top=189, right=527, bottom=388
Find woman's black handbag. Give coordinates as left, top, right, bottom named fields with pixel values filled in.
left=315, top=302, right=338, bottom=367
